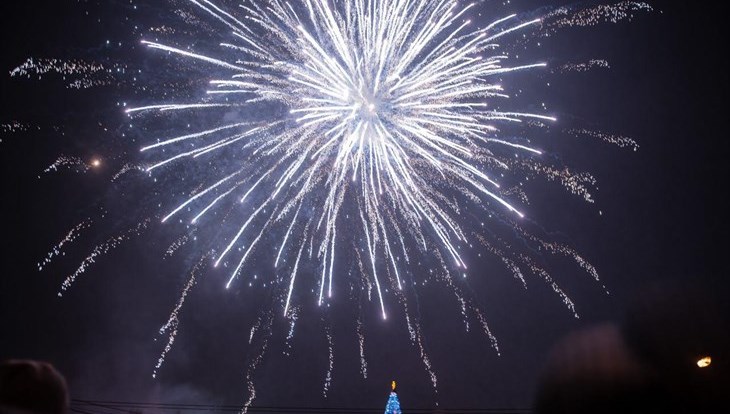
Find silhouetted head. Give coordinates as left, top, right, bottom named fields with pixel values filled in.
left=533, top=323, right=655, bottom=414
left=0, top=360, right=69, bottom=414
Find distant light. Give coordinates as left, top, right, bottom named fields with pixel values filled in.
left=91, top=159, right=101, bottom=167
left=697, top=356, right=712, bottom=368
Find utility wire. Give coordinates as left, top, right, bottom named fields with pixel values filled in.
left=72, top=399, right=530, bottom=414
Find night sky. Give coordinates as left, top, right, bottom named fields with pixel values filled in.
left=1, top=0, right=728, bottom=411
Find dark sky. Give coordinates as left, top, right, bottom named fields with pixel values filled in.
left=1, top=0, right=728, bottom=411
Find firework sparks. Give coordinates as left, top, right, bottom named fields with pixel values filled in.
left=556, top=59, right=610, bottom=73
left=59, top=219, right=151, bottom=295
left=38, top=219, right=93, bottom=271
left=42, top=155, right=93, bottom=174
left=9, top=57, right=127, bottom=89
left=356, top=316, right=368, bottom=378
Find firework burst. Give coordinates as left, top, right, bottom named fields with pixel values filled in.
left=120, top=0, right=557, bottom=320
left=17, top=0, right=652, bottom=405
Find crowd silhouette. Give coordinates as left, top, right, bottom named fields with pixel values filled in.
left=0, top=360, right=69, bottom=414
left=1, top=283, right=726, bottom=414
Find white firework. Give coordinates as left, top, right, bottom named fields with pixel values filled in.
left=125, top=0, right=556, bottom=322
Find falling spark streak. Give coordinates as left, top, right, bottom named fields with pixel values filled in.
left=162, top=171, right=240, bottom=223
left=59, top=219, right=151, bottom=295
left=164, top=230, right=197, bottom=258
left=284, top=225, right=309, bottom=316
left=356, top=317, right=368, bottom=379
left=154, top=254, right=209, bottom=378
left=140, top=123, right=251, bottom=152
left=38, top=219, right=92, bottom=271
left=283, top=307, right=299, bottom=356
left=140, top=41, right=245, bottom=71
left=323, top=323, right=334, bottom=398
left=125, top=103, right=231, bottom=114
left=241, top=311, right=273, bottom=414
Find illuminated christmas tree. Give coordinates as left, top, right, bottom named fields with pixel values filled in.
left=384, top=380, right=402, bottom=414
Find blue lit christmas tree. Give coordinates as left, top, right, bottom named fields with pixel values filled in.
left=384, top=380, right=402, bottom=414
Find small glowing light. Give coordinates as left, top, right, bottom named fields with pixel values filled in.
left=91, top=159, right=101, bottom=167
left=391, top=380, right=397, bottom=391
left=697, top=356, right=711, bottom=368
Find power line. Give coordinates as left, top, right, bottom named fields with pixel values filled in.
left=71, top=399, right=531, bottom=414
